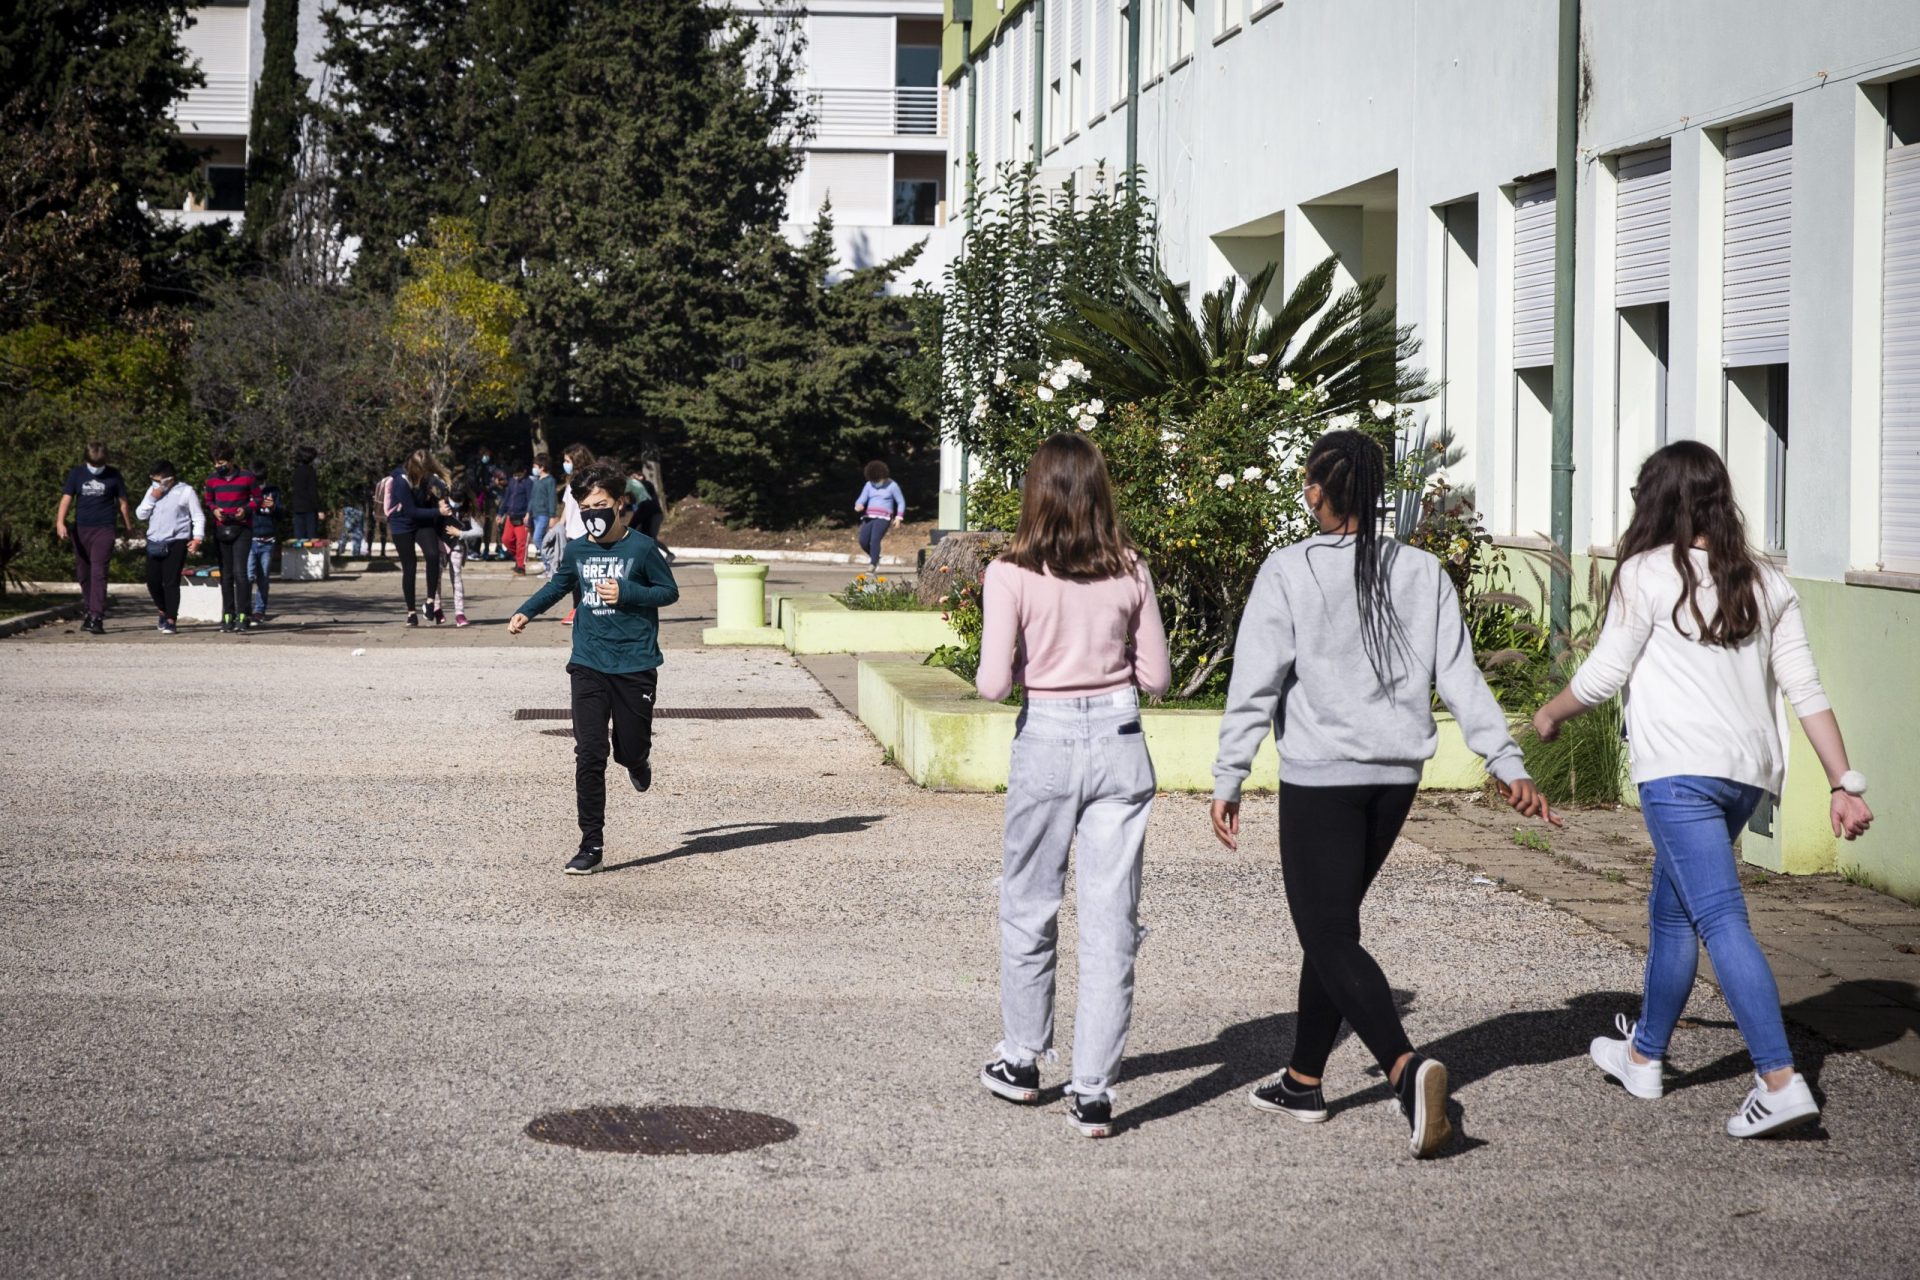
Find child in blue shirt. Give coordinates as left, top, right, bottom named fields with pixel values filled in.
left=510, top=462, right=680, bottom=874
left=854, top=460, right=906, bottom=571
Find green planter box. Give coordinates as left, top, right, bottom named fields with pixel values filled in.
left=777, top=593, right=962, bottom=656
left=857, top=659, right=1494, bottom=793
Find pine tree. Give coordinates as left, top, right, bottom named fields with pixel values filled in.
left=680, top=212, right=930, bottom=527
left=0, top=0, right=222, bottom=328
left=242, top=0, right=308, bottom=250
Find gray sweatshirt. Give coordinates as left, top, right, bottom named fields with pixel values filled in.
left=1212, top=534, right=1529, bottom=799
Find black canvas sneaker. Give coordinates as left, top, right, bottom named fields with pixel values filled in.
left=1066, top=1092, right=1114, bottom=1138
left=1395, top=1055, right=1453, bottom=1158
left=1249, top=1070, right=1329, bottom=1123
left=629, top=762, right=652, bottom=793
left=564, top=844, right=603, bottom=875
left=979, top=1058, right=1041, bottom=1104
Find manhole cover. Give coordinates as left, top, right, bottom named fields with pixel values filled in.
left=524, top=1105, right=797, bottom=1155
left=516, top=707, right=819, bottom=721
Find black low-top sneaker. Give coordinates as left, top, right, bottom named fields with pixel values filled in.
left=1395, top=1055, right=1453, bottom=1158
left=980, top=1058, right=1041, bottom=1103
left=1066, top=1092, right=1114, bottom=1138
left=564, top=845, right=603, bottom=875
left=629, top=762, right=652, bottom=793
left=158, top=619, right=177, bottom=635
left=1250, top=1071, right=1329, bottom=1123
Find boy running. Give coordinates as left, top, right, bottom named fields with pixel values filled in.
left=508, top=462, right=679, bottom=874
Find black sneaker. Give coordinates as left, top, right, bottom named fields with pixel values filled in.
left=406, top=611, right=419, bottom=628
left=629, top=762, right=652, bottom=793
left=564, top=845, right=603, bottom=875
left=1250, top=1070, right=1329, bottom=1124
left=1066, top=1092, right=1114, bottom=1138
left=979, top=1058, right=1041, bottom=1104
left=158, top=619, right=177, bottom=635
left=1395, top=1055, right=1453, bottom=1158
left=220, top=615, right=234, bottom=633
left=85, top=615, right=104, bottom=635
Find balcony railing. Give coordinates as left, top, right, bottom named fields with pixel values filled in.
left=807, top=86, right=948, bottom=139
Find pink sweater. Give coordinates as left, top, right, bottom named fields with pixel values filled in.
left=976, top=557, right=1173, bottom=702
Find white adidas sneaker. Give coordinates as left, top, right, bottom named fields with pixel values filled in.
left=1589, top=1013, right=1664, bottom=1100
left=1726, top=1073, right=1820, bottom=1138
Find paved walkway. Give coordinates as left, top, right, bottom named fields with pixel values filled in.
left=3, top=570, right=1919, bottom=1277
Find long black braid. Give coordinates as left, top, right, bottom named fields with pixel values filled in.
left=1305, top=429, right=1405, bottom=686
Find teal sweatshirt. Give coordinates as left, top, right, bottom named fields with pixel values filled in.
left=515, top=529, right=679, bottom=673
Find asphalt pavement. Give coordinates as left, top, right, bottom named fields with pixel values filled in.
left=2, top=564, right=1917, bottom=1278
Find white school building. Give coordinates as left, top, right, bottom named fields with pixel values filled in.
left=939, top=0, right=1920, bottom=895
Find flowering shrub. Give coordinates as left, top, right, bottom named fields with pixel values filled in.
left=968, top=360, right=1400, bottom=697
left=837, top=573, right=923, bottom=611
left=925, top=573, right=986, bottom=683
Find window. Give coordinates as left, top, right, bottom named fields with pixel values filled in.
left=1048, top=78, right=1062, bottom=148
left=1145, top=0, right=1164, bottom=75
left=1069, top=61, right=1083, bottom=136
left=1883, top=77, right=1920, bottom=569
left=205, top=165, right=246, bottom=212
left=894, top=180, right=939, bottom=225
left=1113, top=2, right=1130, bottom=107
left=1724, top=365, right=1788, bottom=554
left=1175, top=0, right=1195, bottom=63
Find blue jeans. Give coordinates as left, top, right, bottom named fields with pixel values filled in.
left=248, top=539, right=274, bottom=614
left=530, top=514, right=552, bottom=576
left=998, top=691, right=1156, bottom=1098
left=1633, top=775, right=1793, bottom=1074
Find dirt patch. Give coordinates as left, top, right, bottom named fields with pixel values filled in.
left=659, top=497, right=937, bottom=557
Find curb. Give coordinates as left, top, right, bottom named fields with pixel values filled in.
left=0, top=599, right=86, bottom=638
left=668, top=547, right=910, bottom=567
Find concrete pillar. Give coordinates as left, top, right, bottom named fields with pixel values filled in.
left=1665, top=127, right=1725, bottom=446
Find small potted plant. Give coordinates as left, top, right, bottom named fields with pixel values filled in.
left=712, top=553, right=769, bottom=631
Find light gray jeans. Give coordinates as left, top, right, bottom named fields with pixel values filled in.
left=996, top=689, right=1157, bottom=1099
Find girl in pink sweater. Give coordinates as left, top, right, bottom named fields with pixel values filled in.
left=975, top=434, right=1172, bottom=1138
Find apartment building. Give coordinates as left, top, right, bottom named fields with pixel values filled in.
left=167, top=1, right=329, bottom=226
left=941, top=0, right=1920, bottom=895
left=783, top=0, right=958, bottom=288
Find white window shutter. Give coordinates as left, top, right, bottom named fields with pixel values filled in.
left=1513, top=177, right=1556, bottom=368
left=1722, top=114, right=1793, bottom=368
left=1883, top=140, right=1920, bottom=570
left=1615, top=144, right=1672, bottom=308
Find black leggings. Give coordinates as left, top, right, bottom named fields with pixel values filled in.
left=394, top=527, right=441, bottom=612
left=1278, top=781, right=1420, bottom=1078
left=145, top=543, right=188, bottom=620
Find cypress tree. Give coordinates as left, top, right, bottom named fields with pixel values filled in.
left=243, top=0, right=308, bottom=250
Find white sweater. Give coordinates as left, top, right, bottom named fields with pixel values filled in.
left=1568, top=548, right=1830, bottom=795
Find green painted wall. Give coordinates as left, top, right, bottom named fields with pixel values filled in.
left=1740, top=578, right=1920, bottom=901
left=943, top=0, right=1034, bottom=84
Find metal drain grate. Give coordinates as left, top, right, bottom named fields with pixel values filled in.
left=524, top=1105, right=798, bottom=1156
left=516, top=707, right=819, bottom=721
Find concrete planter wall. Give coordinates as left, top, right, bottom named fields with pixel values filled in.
left=858, top=659, right=1494, bottom=793
left=280, top=547, right=330, bottom=581
left=776, top=593, right=962, bottom=656
left=702, top=562, right=784, bottom=646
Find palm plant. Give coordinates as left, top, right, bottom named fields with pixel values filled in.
left=1042, top=257, right=1434, bottom=418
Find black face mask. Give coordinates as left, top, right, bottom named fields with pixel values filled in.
left=215, top=464, right=232, bottom=477
left=581, top=508, right=616, bottom=540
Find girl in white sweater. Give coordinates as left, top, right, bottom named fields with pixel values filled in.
left=1532, top=442, right=1872, bottom=1138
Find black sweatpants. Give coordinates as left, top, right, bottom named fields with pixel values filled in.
left=569, top=663, right=657, bottom=845
left=145, top=542, right=188, bottom=621
left=1278, top=781, right=1420, bottom=1078
left=394, top=526, right=441, bottom=612
left=212, top=525, right=250, bottom=621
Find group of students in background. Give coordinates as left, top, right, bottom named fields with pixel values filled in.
left=972, top=428, right=1873, bottom=1154
left=56, top=439, right=322, bottom=635
left=376, top=442, right=665, bottom=628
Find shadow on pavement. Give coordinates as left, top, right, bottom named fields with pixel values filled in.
left=601, top=815, right=885, bottom=874
left=1668, top=978, right=1920, bottom=1109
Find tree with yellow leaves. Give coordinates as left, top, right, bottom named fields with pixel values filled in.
left=389, top=217, right=523, bottom=456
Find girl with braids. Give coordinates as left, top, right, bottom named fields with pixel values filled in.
left=1533, top=442, right=1871, bottom=1139
left=1211, top=428, right=1557, bottom=1158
